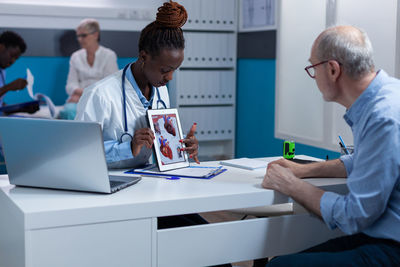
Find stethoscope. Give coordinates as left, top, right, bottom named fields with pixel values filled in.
left=119, top=63, right=167, bottom=143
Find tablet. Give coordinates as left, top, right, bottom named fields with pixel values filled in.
left=147, top=108, right=189, bottom=171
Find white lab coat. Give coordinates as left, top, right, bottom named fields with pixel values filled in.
left=75, top=68, right=170, bottom=169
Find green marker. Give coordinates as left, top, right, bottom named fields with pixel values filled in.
left=283, top=140, right=295, bottom=159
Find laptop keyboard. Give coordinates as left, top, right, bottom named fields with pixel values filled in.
left=110, top=180, right=125, bottom=188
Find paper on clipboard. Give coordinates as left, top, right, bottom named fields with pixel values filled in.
left=26, top=69, right=57, bottom=118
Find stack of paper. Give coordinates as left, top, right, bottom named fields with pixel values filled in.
left=220, top=158, right=268, bottom=170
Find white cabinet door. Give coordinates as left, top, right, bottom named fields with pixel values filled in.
left=27, top=218, right=152, bottom=267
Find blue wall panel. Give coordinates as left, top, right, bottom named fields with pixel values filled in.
left=236, top=59, right=340, bottom=160
left=3, top=56, right=135, bottom=106
left=4, top=57, right=70, bottom=105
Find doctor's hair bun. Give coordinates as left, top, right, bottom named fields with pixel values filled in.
left=155, top=1, right=187, bottom=28
left=138, top=1, right=187, bottom=55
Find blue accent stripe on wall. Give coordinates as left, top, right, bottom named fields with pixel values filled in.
left=3, top=57, right=135, bottom=106
left=235, top=58, right=340, bottom=160
left=236, top=58, right=280, bottom=157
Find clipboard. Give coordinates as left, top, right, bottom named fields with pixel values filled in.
left=125, top=165, right=227, bottom=179
left=0, top=100, right=40, bottom=114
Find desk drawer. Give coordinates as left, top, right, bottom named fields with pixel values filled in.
left=26, top=218, right=152, bottom=267
left=157, top=214, right=343, bottom=267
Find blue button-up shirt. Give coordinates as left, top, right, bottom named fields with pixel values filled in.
left=0, top=68, right=6, bottom=116
left=320, top=70, right=400, bottom=242
left=0, top=68, right=6, bottom=107
left=125, top=63, right=155, bottom=109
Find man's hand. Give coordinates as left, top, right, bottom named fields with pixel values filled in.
left=263, top=160, right=324, bottom=218
left=6, top=78, right=27, bottom=92
left=262, top=163, right=297, bottom=195
left=267, top=158, right=305, bottom=178
left=130, top=128, right=155, bottom=156
left=180, top=123, right=200, bottom=164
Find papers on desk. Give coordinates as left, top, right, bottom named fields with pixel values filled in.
left=220, top=158, right=268, bottom=170
left=125, top=165, right=226, bottom=179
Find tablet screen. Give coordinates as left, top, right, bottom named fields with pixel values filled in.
left=147, top=109, right=189, bottom=171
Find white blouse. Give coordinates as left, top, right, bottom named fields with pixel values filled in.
left=65, top=45, right=119, bottom=96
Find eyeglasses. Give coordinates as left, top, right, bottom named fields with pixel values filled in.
left=76, top=32, right=96, bottom=39
left=304, top=60, right=329, bottom=78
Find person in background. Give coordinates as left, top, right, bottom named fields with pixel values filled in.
left=0, top=31, right=38, bottom=115
left=264, top=25, right=400, bottom=266
left=65, top=18, right=118, bottom=102
left=59, top=19, right=119, bottom=119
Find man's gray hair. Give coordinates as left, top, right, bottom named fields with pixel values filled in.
left=316, top=26, right=375, bottom=80
left=77, top=18, right=100, bottom=40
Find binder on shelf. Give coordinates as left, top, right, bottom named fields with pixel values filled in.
left=179, top=106, right=235, bottom=141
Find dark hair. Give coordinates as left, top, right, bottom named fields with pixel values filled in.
left=0, top=31, right=27, bottom=54
left=138, top=0, right=187, bottom=56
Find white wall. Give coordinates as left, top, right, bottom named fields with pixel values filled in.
left=0, top=0, right=163, bottom=31
left=275, top=0, right=400, bottom=151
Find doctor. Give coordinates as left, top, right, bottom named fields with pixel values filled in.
left=76, top=0, right=199, bottom=169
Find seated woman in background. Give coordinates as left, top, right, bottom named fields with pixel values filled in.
left=60, top=18, right=118, bottom=119
left=66, top=18, right=118, bottom=101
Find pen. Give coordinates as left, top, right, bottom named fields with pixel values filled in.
left=165, top=176, right=180, bottom=180
left=338, top=136, right=350, bottom=155
left=140, top=174, right=180, bottom=180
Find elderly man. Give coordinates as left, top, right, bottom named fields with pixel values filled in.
left=264, top=25, right=400, bottom=266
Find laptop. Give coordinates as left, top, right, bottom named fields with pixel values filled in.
left=0, top=117, right=141, bottom=193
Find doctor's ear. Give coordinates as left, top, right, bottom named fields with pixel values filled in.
left=138, top=50, right=149, bottom=63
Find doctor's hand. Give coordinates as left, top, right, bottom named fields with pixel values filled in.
left=181, top=123, right=200, bottom=164
left=4, top=78, right=27, bottom=92
left=130, top=128, right=155, bottom=157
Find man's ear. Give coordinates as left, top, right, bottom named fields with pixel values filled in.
left=328, top=60, right=341, bottom=82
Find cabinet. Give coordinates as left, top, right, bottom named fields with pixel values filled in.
left=169, top=0, right=238, bottom=160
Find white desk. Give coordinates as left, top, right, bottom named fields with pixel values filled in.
left=0, top=157, right=347, bottom=267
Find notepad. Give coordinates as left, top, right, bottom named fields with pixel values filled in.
left=220, top=158, right=268, bottom=170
